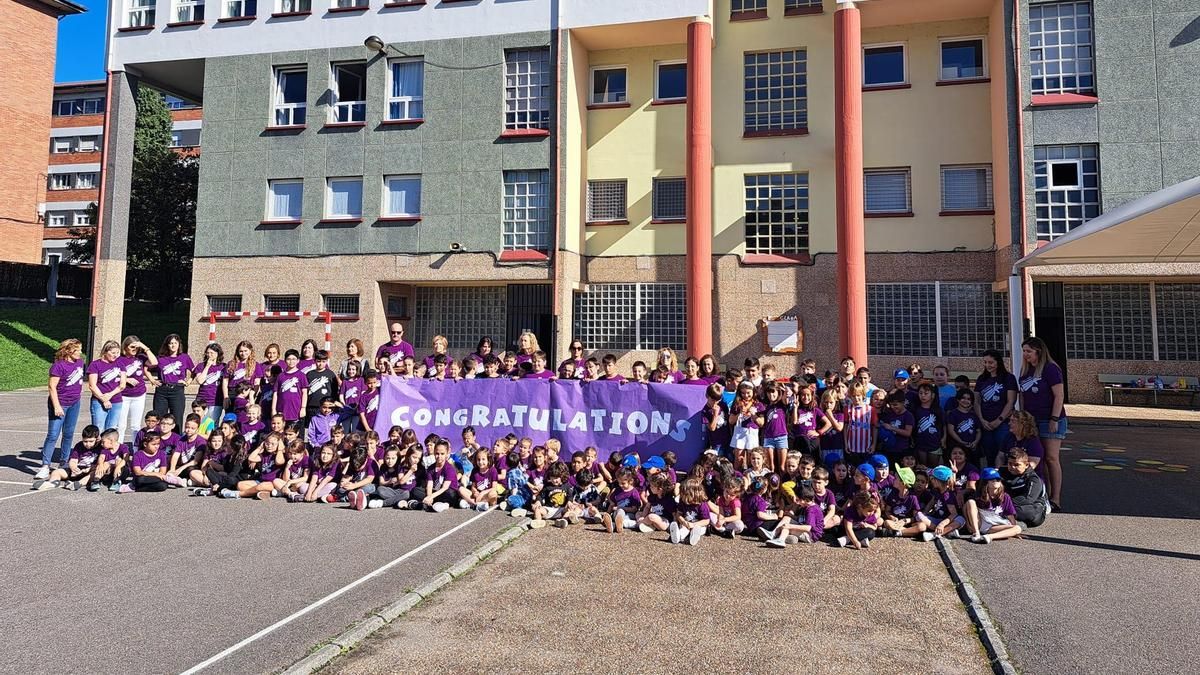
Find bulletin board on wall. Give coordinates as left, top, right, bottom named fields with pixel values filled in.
left=759, top=316, right=804, bottom=354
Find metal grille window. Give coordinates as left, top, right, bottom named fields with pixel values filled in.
left=586, top=180, right=627, bottom=223
left=653, top=177, right=686, bottom=221
left=331, top=62, right=367, bottom=123
left=207, top=295, right=242, bottom=313
left=941, top=164, right=993, bottom=212
left=732, top=0, right=767, bottom=17
left=1034, top=144, right=1100, bottom=241
left=264, top=295, right=301, bottom=313
left=414, top=286, right=507, bottom=351
left=1156, top=284, right=1200, bottom=361
left=573, top=283, right=686, bottom=351
left=940, top=284, right=1009, bottom=357
left=1064, top=283, right=1152, bottom=360
left=743, top=49, right=808, bottom=134
left=504, top=49, right=551, bottom=131
left=1029, top=1, right=1094, bottom=95
left=322, top=294, right=360, bottom=318
left=868, top=284, right=938, bottom=357
left=864, top=168, right=911, bottom=215
left=744, top=173, right=809, bottom=255
left=502, top=170, right=550, bottom=250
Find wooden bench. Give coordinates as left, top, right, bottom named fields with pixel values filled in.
left=1099, top=374, right=1200, bottom=409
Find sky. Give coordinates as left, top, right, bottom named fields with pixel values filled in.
left=55, top=0, right=108, bottom=83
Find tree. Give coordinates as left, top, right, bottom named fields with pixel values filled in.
left=68, top=88, right=198, bottom=307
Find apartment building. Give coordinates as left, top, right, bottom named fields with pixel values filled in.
left=43, top=81, right=203, bottom=265
left=97, top=0, right=1200, bottom=401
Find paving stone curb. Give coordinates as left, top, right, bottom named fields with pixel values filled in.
left=936, top=538, right=1018, bottom=675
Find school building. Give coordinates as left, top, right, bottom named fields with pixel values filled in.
left=94, top=0, right=1200, bottom=403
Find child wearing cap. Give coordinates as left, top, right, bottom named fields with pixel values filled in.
left=764, top=485, right=824, bottom=548
left=924, top=465, right=966, bottom=537
left=964, top=468, right=1023, bottom=543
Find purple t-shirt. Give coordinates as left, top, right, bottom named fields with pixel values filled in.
left=86, top=358, right=125, bottom=403
left=132, top=448, right=167, bottom=474
left=740, top=493, right=772, bottom=529
left=376, top=340, right=415, bottom=364
left=157, top=354, right=194, bottom=386
left=946, top=408, right=980, bottom=446
left=242, top=420, right=265, bottom=446
left=912, top=406, right=943, bottom=452
left=732, top=401, right=766, bottom=430
left=226, top=361, right=264, bottom=390
left=191, top=361, right=224, bottom=406
left=798, top=502, right=824, bottom=540
left=1019, top=363, right=1066, bottom=421
left=176, top=435, right=206, bottom=464
left=345, top=459, right=377, bottom=484
left=762, top=402, right=789, bottom=438
left=924, top=489, right=957, bottom=520
left=952, top=463, right=981, bottom=492
left=360, top=388, right=381, bottom=429
left=274, top=369, right=309, bottom=421
left=874, top=474, right=903, bottom=505
left=647, top=492, right=676, bottom=519
left=472, top=465, right=499, bottom=491
left=702, top=401, right=730, bottom=448
left=50, top=359, right=85, bottom=407
left=259, top=451, right=283, bottom=482
left=975, top=372, right=1018, bottom=421
left=285, top=455, right=311, bottom=480
left=813, top=488, right=836, bottom=513
left=844, top=507, right=879, bottom=526
left=522, top=370, right=554, bottom=380
left=879, top=408, right=915, bottom=453
left=677, top=500, right=711, bottom=524
left=979, top=492, right=1016, bottom=519
left=119, top=355, right=149, bottom=398
left=679, top=377, right=708, bottom=386
left=297, top=359, right=316, bottom=375
left=793, top=406, right=821, bottom=437
left=312, top=461, right=339, bottom=483
left=341, top=378, right=364, bottom=410
left=609, top=488, right=643, bottom=512
left=887, top=493, right=922, bottom=520
left=426, top=462, right=459, bottom=492
left=68, top=442, right=100, bottom=469
left=819, top=410, right=845, bottom=450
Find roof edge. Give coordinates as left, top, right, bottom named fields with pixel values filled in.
left=30, top=0, right=87, bottom=17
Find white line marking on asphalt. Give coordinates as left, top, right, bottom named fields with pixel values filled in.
left=0, top=490, right=50, bottom=503
left=179, top=509, right=496, bottom=674
left=0, top=480, right=34, bottom=486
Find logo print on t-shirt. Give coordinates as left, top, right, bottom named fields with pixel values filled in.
left=162, top=361, right=183, bottom=376
left=65, top=368, right=83, bottom=387
left=281, top=377, right=300, bottom=394
left=981, top=381, right=1003, bottom=402
left=918, top=414, right=938, bottom=435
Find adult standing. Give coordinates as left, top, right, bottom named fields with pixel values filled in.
left=87, top=340, right=128, bottom=434
left=339, top=338, right=370, bottom=381
left=153, top=334, right=193, bottom=421
left=118, top=335, right=159, bottom=443
left=1018, top=337, right=1066, bottom=511
left=974, top=349, right=1018, bottom=468
left=37, top=339, right=85, bottom=479
left=376, top=322, right=414, bottom=367
left=512, top=331, right=538, bottom=365
left=472, top=336, right=496, bottom=373
left=422, top=335, right=452, bottom=374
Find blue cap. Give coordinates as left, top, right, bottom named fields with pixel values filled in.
left=981, top=467, right=1002, bottom=481
left=621, top=454, right=640, bottom=468
left=642, top=455, right=666, bottom=470
left=930, top=465, right=954, bottom=483
left=894, top=368, right=910, bottom=379
left=869, top=454, right=889, bottom=468
left=856, top=463, right=876, bottom=481
left=222, top=413, right=238, bottom=424
left=823, top=452, right=842, bottom=467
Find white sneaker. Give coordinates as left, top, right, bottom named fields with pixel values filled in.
left=796, top=533, right=813, bottom=544
left=861, top=537, right=871, bottom=548
left=765, top=537, right=788, bottom=549
left=34, top=466, right=51, bottom=480
left=432, top=502, right=450, bottom=513
left=528, top=519, right=547, bottom=529
left=475, top=502, right=490, bottom=512
left=367, top=499, right=383, bottom=509
left=510, top=508, right=528, bottom=519
left=756, top=526, right=773, bottom=542
left=920, top=531, right=936, bottom=542
left=497, top=502, right=508, bottom=511
left=552, top=518, right=568, bottom=528
left=687, top=527, right=705, bottom=546
left=637, top=523, right=653, bottom=533
left=979, top=534, right=991, bottom=545
left=970, top=533, right=985, bottom=544
left=836, top=536, right=848, bottom=548
left=459, top=499, right=471, bottom=510
left=784, top=535, right=799, bottom=545
left=668, top=521, right=682, bottom=544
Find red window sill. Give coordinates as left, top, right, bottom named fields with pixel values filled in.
left=216, top=16, right=255, bottom=23
left=499, top=128, right=551, bottom=138
left=650, top=99, right=686, bottom=106
left=784, top=6, right=823, bottom=16
left=376, top=216, right=422, bottom=223
left=936, top=78, right=990, bottom=87
left=323, top=122, right=367, bottom=129
left=585, top=219, right=629, bottom=226
left=586, top=102, right=631, bottom=110
left=259, top=219, right=302, bottom=226
left=863, top=83, right=911, bottom=92
left=383, top=0, right=426, bottom=6
left=442, top=0, right=477, bottom=3
left=939, top=209, right=994, bottom=216
left=318, top=218, right=363, bottom=225
left=270, top=11, right=311, bottom=17
left=865, top=212, right=914, bottom=218
left=165, top=20, right=204, bottom=27
left=265, top=124, right=306, bottom=131
left=742, top=253, right=812, bottom=265
left=328, top=5, right=368, bottom=13
left=380, top=118, right=424, bottom=126
left=650, top=218, right=685, bottom=224
left=117, top=25, right=154, bottom=32
left=1031, top=93, right=1098, bottom=107
left=743, top=128, right=808, bottom=139
left=730, top=10, right=768, bottom=21
left=499, top=250, right=549, bottom=262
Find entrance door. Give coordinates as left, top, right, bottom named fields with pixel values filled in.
left=506, top=284, right=555, bottom=365
left=1032, top=281, right=1069, bottom=402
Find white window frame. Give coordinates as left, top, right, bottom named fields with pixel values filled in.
left=386, top=58, right=424, bottom=122
left=77, top=136, right=98, bottom=152
left=47, top=213, right=67, bottom=227
left=589, top=66, right=628, bottom=105
left=862, top=42, right=908, bottom=88
left=277, top=0, right=309, bottom=12
left=173, top=0, right=205, bottom=22
left=654, top=60, right=688, bottom=103
left=940, top=164, right=994, bottom=212
left=864, top=168, right=913, bottom=215
left=222, top=0, right=255, bottom=18
left=1047, top=159, right=1083, bottom=189
left=52, top=138, right=72, bottom=154
left=273, top=66, right=307, bottom=127
left=73, top=212, right=92, bottom=226
left=49, top=174, right=72, bottom=191
left=502, top=169, right=551, bottom=251
left=382, top=174, right=422, bottom=218
left=74, top=173, right=97, bottom=189
left=332, top=0, right=367, bottom=7
left=586, top=179, right=628, bottom=224
left=126, top=0, right=156, bottom=27
left=330, top=62, right=367, bottom=123
left=938, top=36, right=988, bottom=82
left=326, top=177, right=364, bottom=220
left=45, top=252, right=63, bottom=266
left=266, top=178, right=304, bottom=222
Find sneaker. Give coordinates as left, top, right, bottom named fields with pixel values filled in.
left=185, top=479, right=195, bottom=488
left=637, top=523, right=654, bottom=533
left=475, top=502, right=490, bottom=512
left=785, top=535, right=799, bottom=545
left=432, top=502, right=450, bottom=513
left=970, top=533, right=986, bottom=544
left=668, top=522, right=682, bottom=544
left=552, top=518, right=568, bottom=528
left=459, top=499, right=471, bottom=510
left=32, top=480, right=52, bottom=491
left=408, top=500, right=420, bottom=510
left=497, top=502, right=508, bottom=511
left=271, top=490, right=280, bottom=498
left=86, top=482, right=101, bottom=493
left=862, top=538, right=871, bottom=548
left=109, top=481, right=121, bottom=492
left=219, top=489, right=241, bottom=499
left=614, top=509, right=627, bottom=533
left=352, top=490, right=366, bottom=511
left=945, top=530, right=960, bottom=540
left=34, top=465, right=51, bottom=480
left=796, top=533, right=813, bottom=544
left=528, top=519, right=547, bottom=529
left=600, top=512, right=614, bottom=533
left=189, top=487, right=213, bottom=497
left=510, top=507, right=528, bottom=519
left=920, top=531, right=935, bottom=542
left=117, top=484, right=135, bottom=494
left=568, top=516, right=582, bottom=526
left=323, top=494, right=338, bottom=504
left=979, top=534, right=991, bottom=545
left=368, top=499, right=383, bottom=509
left=67, top=480, right=83, bottom=491
left=836, top=535, right=848, bottom=548
left=288, top=493, right=305, bottom=503
left=687, top=527, right=705, bottom=546
left=765, top=537, right=788, bottom=549
left=255, top=491, right=270, bottom=501
left=756, top=527, right=773, bottom=542
left=718, top=527, right=735, bottom=539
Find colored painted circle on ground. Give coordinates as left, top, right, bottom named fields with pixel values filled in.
left=1080, top=458, right=1104, bottom=463
left=1073, top=461, right=1093, bottom=466
left=1102, top=448, right=1126, bottom=453
left=1164, top=464, right=1188, bottom=469
left=1159, top=467, right=1188, bottom=473
left=1137, top=460, right=1164, bottom=465
left=1094, top=465, right=1123, bottom=470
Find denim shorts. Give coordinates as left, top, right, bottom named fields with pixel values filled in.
left=762, top=435, right=789, bottom=450
left=1037, top=417, right=1069, bottom=441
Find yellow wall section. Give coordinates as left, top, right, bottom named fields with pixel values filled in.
left=583, top=44, right=688, bottom=257
left=563, top=31, right=587, bottom=255
left=861, top=18, right=996, bottom=252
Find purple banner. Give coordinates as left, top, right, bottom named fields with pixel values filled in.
left=378, top=378, right=709, bottom=467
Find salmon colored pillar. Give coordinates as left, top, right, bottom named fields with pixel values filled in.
left=686, top=20, right=713, bottom=357
left=834, top=4, right=868, bottom=365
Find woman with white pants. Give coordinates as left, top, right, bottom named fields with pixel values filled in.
left=117, top=336, right=158, bottom=444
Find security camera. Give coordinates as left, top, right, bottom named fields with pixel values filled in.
left=449, top=242, right=462, bottom=251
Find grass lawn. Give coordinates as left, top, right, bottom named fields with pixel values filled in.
left=0, top=301, right=191, bottom=392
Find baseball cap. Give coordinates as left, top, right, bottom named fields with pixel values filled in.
left=222, top=412, right=238, bottom=424
left=869, top=454, right=889, bottom=468
left=981, top=467, right=1002, bottom=481
left=823, top=452, right=842, bottom=467
left=930, top=465, right=954, bottom=483
left=894, top=368, right=910, bottom=379
left=621, top=454, right=640, bottom=468
left=856, top=463, right=876, bottom=481
left=642, top=455, right=666, bottom=471
left=895, top=464, right=917, bottom=487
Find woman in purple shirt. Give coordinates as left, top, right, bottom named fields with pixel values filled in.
left=37, top=338, right=86, bottom=479
left=191, top=342, right=225, bottom=426
left=152, top=334, right=193, bottom=421
left=974, top=349, right=1018, bottom=469
left=87, top=340, right=128, bottom=434
left=1019, top=337, right=1066, bottom=511
left=118, top=335, right=158, bottom=444
left=511, top=331, right=538, bottom=365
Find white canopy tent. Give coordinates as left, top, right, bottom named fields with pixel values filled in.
left=1007, top=175, right=1200, bottom=361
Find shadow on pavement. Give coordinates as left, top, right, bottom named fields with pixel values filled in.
left=1022, top=534, right=1200, bottom=561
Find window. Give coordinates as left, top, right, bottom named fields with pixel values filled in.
left=74, top=212, right=92, bottom=226
left=207, top=295, right=243, bottom=313
left=868, top=282, right=1008, bottom=357
left=126, top=0, right=156, bottom=26
left=655, top=61, right=687, bottom=102
left=273, top=67, right=307, bottom=126
left=652, top=177, right=686, bottom=221
left=326, top=177, right=363, bottom=219
left=590, top=67, right=627, bottom=105
left=387, top=59, right=424, bottom=121
left=1065, top=284, right=1152, bottom=360
left=78, top=136, right=98, bottom=152
left=47, top=213, right=67, bottom=227
left=52, top=138, right=72, bottom=154
left=414, top=286, right=507, bottom=352
left=573, top=283, right=687, bottom=351
left=75, top=173, right=97, bottom=189
left=264, top=295, right=301, bottom=313
left=940, top=164, right=993, bottom=212
left=170, top=129, right=201, bottom=147
left=49, top=174, right=72, bottom=190
left=940, top=37, right=986, bottom=81
left=332, top=0, right=367, bottom=7
left=743, top=49, right=808, bottom=135
left=744, top=173, right=809, bottom=255
left=323, top=294, right=360, bottom=317
left=504, top=49, right=551, bottom=131
left=731, top=0, right=767, bottom=19
left=1034, top=144, right=1100, bottom=240
left=864, top=168, right=912, bottom=215
left=784, top=0, right=822, bottom=13
left=222, top=0, right=256, bottom=18
left=1156, top=284, right=1200, bottom=361
left=267, top=179, right=303, bottom=221
left=173, top=0, right=205, bottom=22
left=1029, top=1, right=1094, bottom=95
left=863, top=44, right=906, bottom=87
left=382, top=175, right=421, bottom=218
left=586, top=180, right=627, bottom=223
left=331, top=63, right=367, bottom=123
left=54, top=98, right=104, bottom=116
left=46, top=253, right=62, bottom=266
left=277, top=0, right=309, bottom=11
left=502, top=169, right=550, bottom=251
